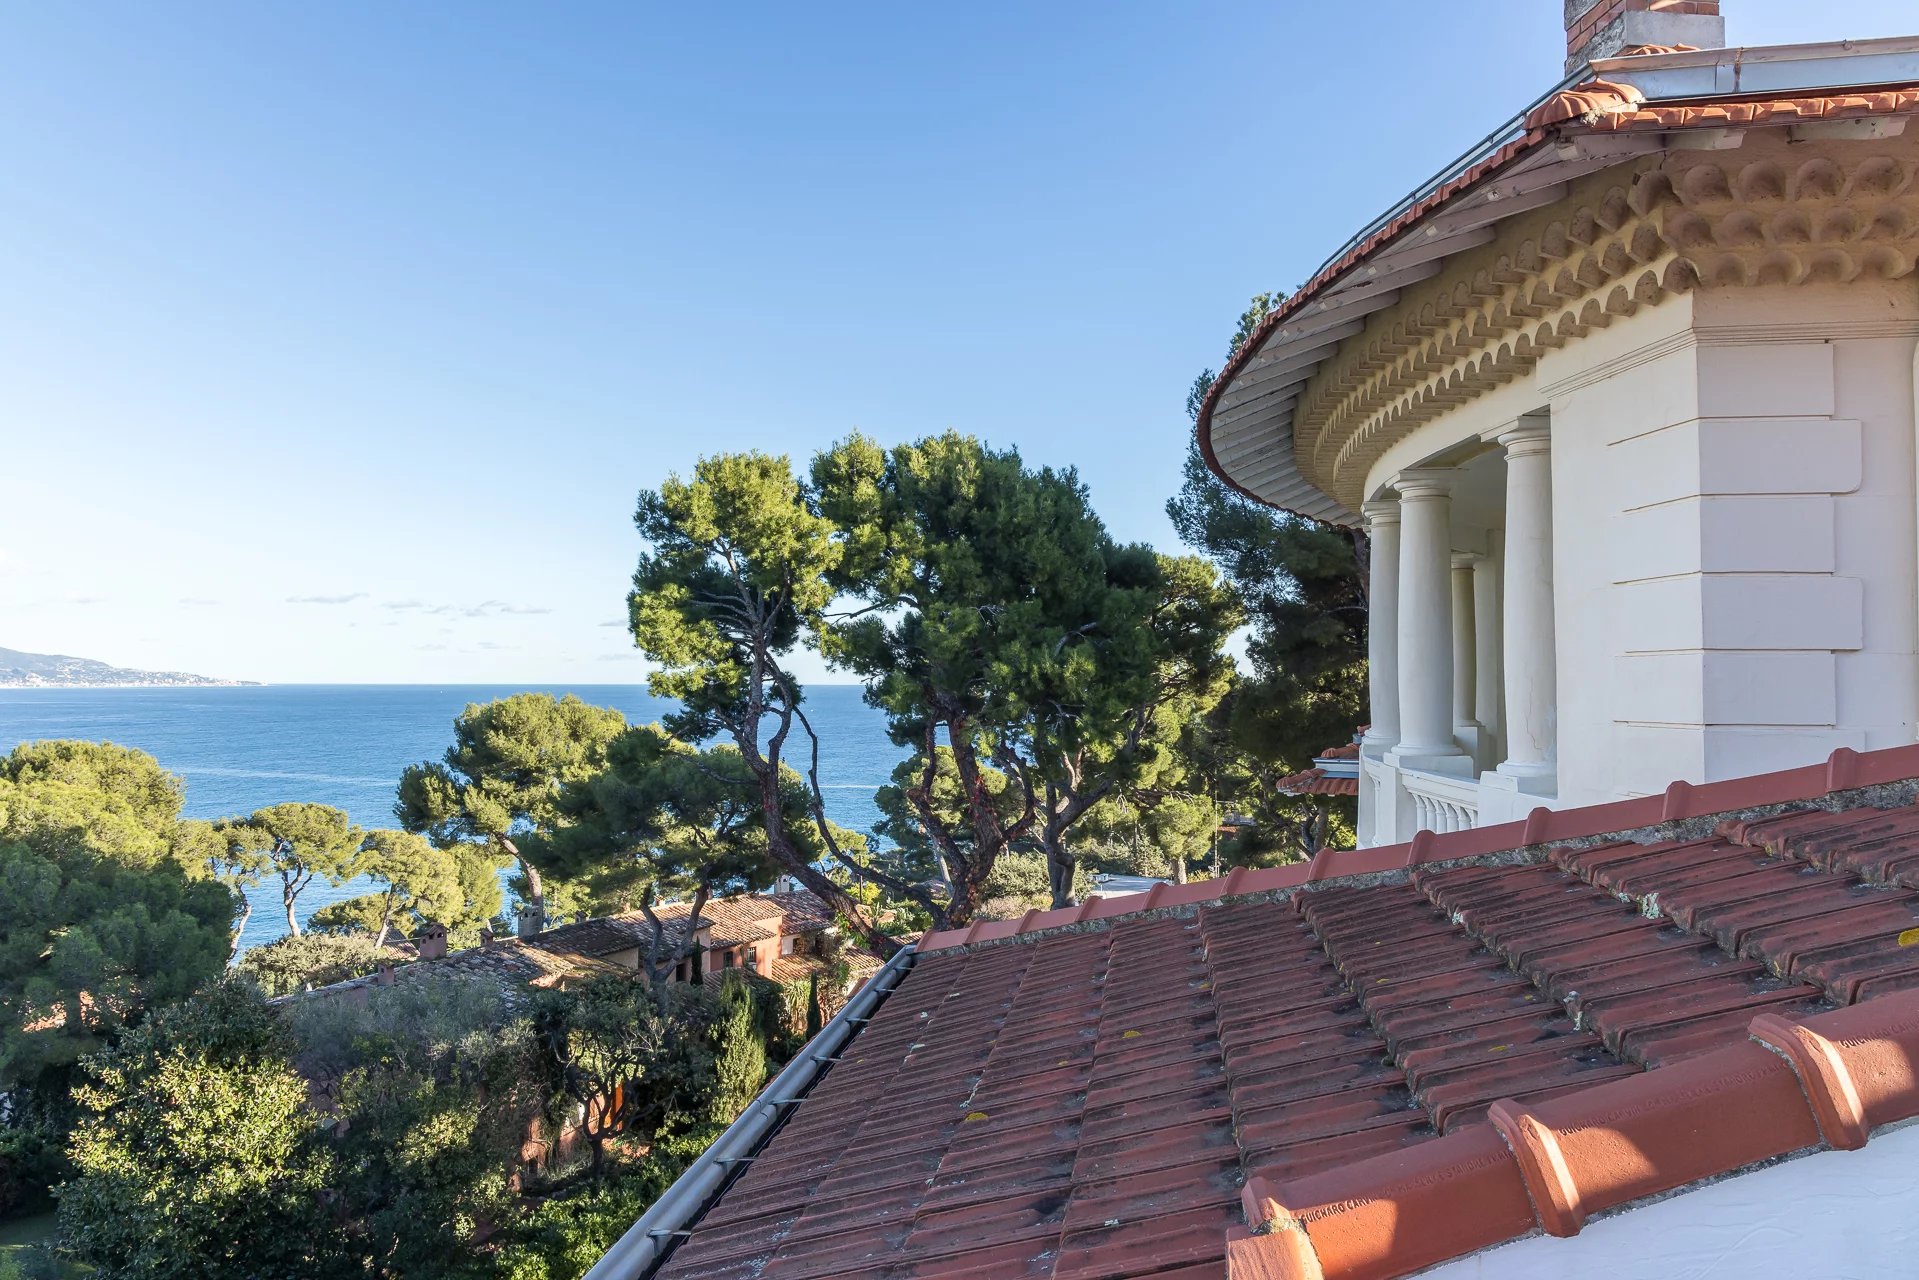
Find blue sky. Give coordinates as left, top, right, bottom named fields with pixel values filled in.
left=3, top=1, right=1913, bottom=683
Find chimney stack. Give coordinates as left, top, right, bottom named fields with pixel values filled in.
left=418, top=922, right=449, bottom=961
left=515, top=903, right=545, bottom=939
left=1565, top=0, right=1725, bottom=72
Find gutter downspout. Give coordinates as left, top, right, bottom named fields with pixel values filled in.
left=582, top=944, right=918, bottom=1280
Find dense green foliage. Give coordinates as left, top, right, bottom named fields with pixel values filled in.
left=707, top=973, right=765, bottom=1123
left=624, top=434, right=1238, bottom=929
left=975, top=850, right=1093, bottom=921
left=491, top=1124, right=724, bottom=1280
left=1170, top=293, right=1366, bottom=858
left=54, top=966, right=784, bottom=1280
left=235, top=932, right=391, bottom=997
left=526, top=727, right=805, bottom=980
left=311, top=983, right=546, bottom=1278
left=0, top=742, right=234, bottom=1111
left=531, top=975, right=725, bottom=1175
left=628, top=451, right=894, bottom=946
left=59, top=979, right=336, bottom=1280
left=398, top=694, right=628, bottom=923
left=813, top=432, right=1239, bottom=910
left=214, top=802, right=365, bottom=938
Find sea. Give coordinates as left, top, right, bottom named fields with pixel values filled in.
left=0, top=684, right=904, bottom=954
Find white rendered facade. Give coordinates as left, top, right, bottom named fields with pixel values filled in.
left=1355, top=269, right=1919, bottom=845
left=1196, top=93, right=1919, bottom=848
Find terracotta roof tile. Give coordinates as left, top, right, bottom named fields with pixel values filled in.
left=1273, top=768, right=1359, bottom=797
left=653, top=743, right=1919, bottom=1279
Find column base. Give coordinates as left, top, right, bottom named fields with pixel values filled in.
left=1453, top=722, right=1488, bottom=772
left=1477, top=767, right=1559, bottom=828
left=1361, top=730, right=1397, bottom=758
left=1386, top=747, right=1475, bottom=778
left=1484, top=764, right=1557, bottom=794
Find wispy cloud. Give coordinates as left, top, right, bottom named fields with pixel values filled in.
left=597, top=619, right=626, bottom=628
left=379, top=598, right=550, bottom=618
left=287, top=592, right=368, bottom=605
left=416, top=643, right=449, bottom=652
left=178, top=597, right=220, bottom=607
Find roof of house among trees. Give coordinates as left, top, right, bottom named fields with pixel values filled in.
left=650, top=743, right=1919, bottom=1279
left=290, top=889, right=850, bottom=1005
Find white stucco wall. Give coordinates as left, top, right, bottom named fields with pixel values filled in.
left=1360, top=276, right=1919, bottom=817
left=1420, top=1121, right=1919, bottom=1280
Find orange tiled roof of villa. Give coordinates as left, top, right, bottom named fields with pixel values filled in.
left=649, top=743, right=1919, bottom=1280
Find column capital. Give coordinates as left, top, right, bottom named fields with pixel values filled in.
left=1393, top=467, right=1458, bottom=500
left=1485, top=415, right=1552, bottom=458
left=1361, top=497, right=1401, bottom=528
left=1450, top=551, right=1480, bottom=571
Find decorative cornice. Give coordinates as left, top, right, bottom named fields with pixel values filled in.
left=1293, top=134, right=1919, bottom=512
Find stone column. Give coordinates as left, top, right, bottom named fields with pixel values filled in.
left=1361, top=499, right=1401, bottom=753
left=1493, top=417, right=1557, bottom=784
left=1472, top=542, right=1502, bottom=766
left=1450, top=553, right=1477, bottom=731
left=1389, top=469, right=1467, bottom=765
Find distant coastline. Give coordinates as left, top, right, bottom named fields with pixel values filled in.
left=0, top=678, right=262, bottom=689
left=0, top=644, right=255, bottom=689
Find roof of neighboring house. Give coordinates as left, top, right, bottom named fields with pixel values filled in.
left=285, top=889, right=848, bottom=1005
left=646, top=893, right=788, bottom=948
left=1274, top=739, right=1363, bottom=797
left=1273, top=767, right=1360, bottom=798
left=281, top=936, right=633, bottom=1010
left=1194, top=40, right=1919, bottom=523
left=766, top=944, right=887, bottom=987
left=529, top=913, right=678, bottom=958
left=651, top=743, right=1919, bottom=1280
left=550, top=889, right=840, bottom=956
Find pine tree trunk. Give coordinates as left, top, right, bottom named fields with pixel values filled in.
left=283, top=884, right=301, bottom=937
left=228, top=900, right=252, bottom=963
left=500, top=835, right=543, bottom=922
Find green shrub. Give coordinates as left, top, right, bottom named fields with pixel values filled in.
left=495, top=1123, right=726, bottom=1280
left=708, top=973, right=766, bottom=1122
left=0, top=1125, right=64, bottom=1220
left=235, top=930, right=389, bottom=996
left=58, top=978, right=338, bottom=1280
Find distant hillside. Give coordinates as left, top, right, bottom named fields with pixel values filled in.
left=0, top=646, right=256, bottom=688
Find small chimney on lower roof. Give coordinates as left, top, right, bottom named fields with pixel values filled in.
left=1565, top=0, right=1724, bottom=72
left=417, top=922, right=448, bottom=961
left=515, top=904, right=544, bottom=939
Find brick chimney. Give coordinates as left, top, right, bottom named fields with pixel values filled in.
left=1566, top=0, right=1725, bottom=72
left=417, top=922, right=449, bottom=961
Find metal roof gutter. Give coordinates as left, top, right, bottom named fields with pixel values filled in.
left=582, top=943, right=918, bottom=1280
left=1590, top=34, right=1919, bottom=101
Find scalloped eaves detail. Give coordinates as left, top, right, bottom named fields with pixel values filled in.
left=1297, top=135, right=1919, bottom=512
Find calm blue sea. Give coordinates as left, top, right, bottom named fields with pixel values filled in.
left=0, top=684, right=903, bottom=953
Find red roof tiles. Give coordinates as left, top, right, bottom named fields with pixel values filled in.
left=651, top=744, right=1919, bottom=1279
left=1273, top=768, right=1359, bottom=798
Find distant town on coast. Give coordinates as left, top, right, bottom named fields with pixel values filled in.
left=0, top=644, right=256, bottom=688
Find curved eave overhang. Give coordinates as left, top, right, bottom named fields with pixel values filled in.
left=1198, top=134, right=1579, bottom=527
left=1196, top=37, right=1919, bottom=528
